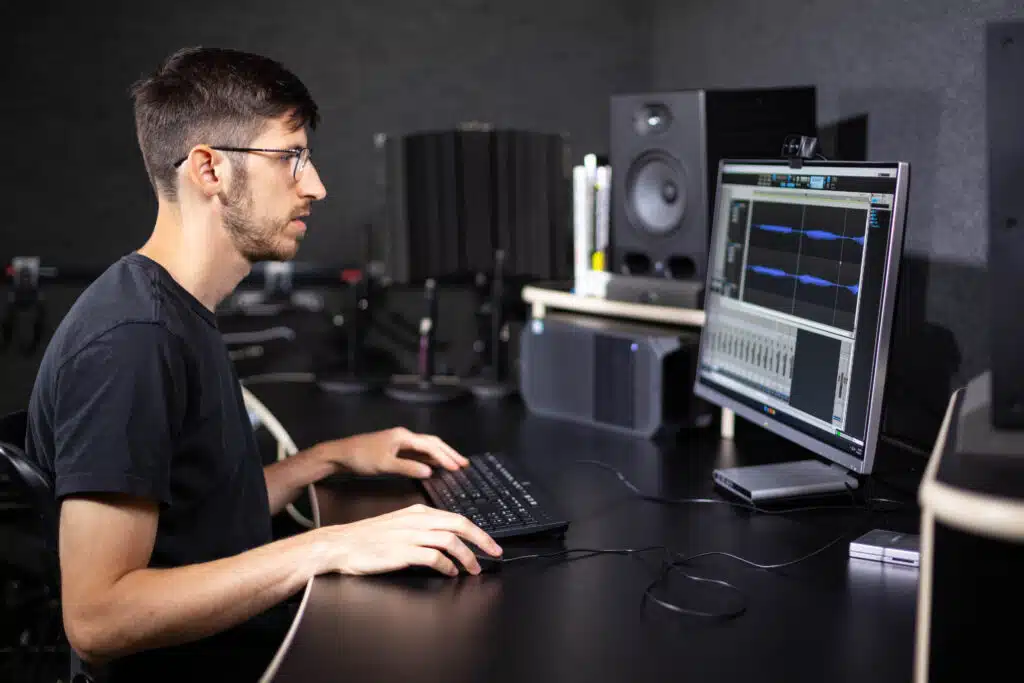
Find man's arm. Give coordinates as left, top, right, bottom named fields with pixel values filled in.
left=60, top=493, right=321, bottom=664
left=263, top=427, right=471, bottom=516
left=263, top=445, right=334, bottom=516
left=61, top=494, right=502, bottom=665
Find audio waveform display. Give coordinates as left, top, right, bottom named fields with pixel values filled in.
left=754, top=224, right=865, bottom=245
left=743, top=202, right=869, bottom=330
left=747, top=265, right=860, bottom=294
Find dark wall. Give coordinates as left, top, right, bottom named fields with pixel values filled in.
left=3, top=0, right=650, bottom=265
left=651, top=0, right=1023, bottom=449
left=2, top=0, right=1015, bottom=454
left=0, top=0, right=652, bottom=415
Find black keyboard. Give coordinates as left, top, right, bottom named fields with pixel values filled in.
left=420, top=452, right=569, bottom=539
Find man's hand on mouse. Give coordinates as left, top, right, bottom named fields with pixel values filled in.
left=315, top=504, right=502, bottom=576
left=311, top=427, right=469, bottom=479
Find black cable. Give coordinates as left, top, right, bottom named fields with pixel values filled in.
left=499, top=546, right=749, bottom=619
left=645, top=507, right=866, bottom=619
left=495, top=524, right=860, bottom=620
left=662, top=486, right=873, bottom=588
left=643, top=562, right=747, bottom=619
left=486, top=461, right=910, bottom=620
left=495, top=484, right=875, bottom=620
left=573, top=459, right=912, bottom=515
left=498, top=544, right=667, bottom=565
left=671, top=527, right=854, bottom=571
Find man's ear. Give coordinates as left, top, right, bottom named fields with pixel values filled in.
left=183, top=145, right=227, bottom=198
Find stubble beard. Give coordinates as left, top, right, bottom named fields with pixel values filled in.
left=222, top=169, right=299, bottom=263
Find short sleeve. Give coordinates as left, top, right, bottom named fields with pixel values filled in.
left=52, top=322, right=187, bottom=505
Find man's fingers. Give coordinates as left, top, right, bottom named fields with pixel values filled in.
left=408, top=546, right=459, bottom=576
left=429, top=435, right=469, bottom=466
left=392, top=457, right=433, bottom=479
left=406, top=433, right=462, bottom=471
left=401, top=507, right=502, bottom=556
left=391, top=428, right=469, bottom=468
left=414, top=530, right=481, bottom=574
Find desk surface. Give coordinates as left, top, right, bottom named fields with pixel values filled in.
left=251, top=382, right=919, bottom=683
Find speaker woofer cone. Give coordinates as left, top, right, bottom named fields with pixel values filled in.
left=625, top=152, right=687, bottom=236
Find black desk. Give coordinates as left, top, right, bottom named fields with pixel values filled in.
left=250, top=383, right=919, bottom=683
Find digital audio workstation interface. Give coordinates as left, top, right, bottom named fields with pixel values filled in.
left=699, top=163, right=902, bottom=461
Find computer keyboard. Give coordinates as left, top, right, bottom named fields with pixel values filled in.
left=420, top=452, right=569, bottom=539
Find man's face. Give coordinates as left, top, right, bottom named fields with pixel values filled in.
left=221, top=115, right=327, bottom=263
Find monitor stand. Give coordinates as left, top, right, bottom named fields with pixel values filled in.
left=713, top=460, right=859, bottom=504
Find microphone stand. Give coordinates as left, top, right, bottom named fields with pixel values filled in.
left=317, top=271, right=384, bottom=394
left=385, top=278, right=467, bottom=403
left=467, top=250, right=516, bottom=399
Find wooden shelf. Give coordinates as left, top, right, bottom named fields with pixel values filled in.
left=521, top=284, right=705, bottom=328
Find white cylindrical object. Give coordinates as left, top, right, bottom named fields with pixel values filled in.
left=573, top=165, right=594, bottom=295
left=594, top=166, right=611, bottom=261
left=720, top=408, right=735, bottom=439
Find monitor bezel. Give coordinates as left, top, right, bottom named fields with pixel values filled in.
left=693, top=158, right=910, bottom=476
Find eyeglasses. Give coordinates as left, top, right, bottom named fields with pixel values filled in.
left=173, top=146, right=313, bottom=180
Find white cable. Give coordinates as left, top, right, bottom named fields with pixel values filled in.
left=240, top=384, right=315, bottom=529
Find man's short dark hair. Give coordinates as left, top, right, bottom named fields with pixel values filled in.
left=130, top=47, right=319, bottom=201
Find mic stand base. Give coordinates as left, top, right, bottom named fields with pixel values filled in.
left=465, top=377, right=517, bottom=400
left=318, top=371, right=382, bottom=395
left=385, top=379, right=468, bottom=404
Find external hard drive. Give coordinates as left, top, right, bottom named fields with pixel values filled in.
left=849, top=529, right=920, bottom=567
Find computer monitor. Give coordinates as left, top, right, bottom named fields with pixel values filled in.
left=694, top=159, right=910, bottom=501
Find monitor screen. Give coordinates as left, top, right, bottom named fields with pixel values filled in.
left=694, top=160, right=909, bottom=475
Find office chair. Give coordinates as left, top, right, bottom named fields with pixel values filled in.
left=0, top=410, right=97, bottom=683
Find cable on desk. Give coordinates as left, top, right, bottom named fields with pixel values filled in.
left=499, top=545, right=748, bottom=619
left=491, top=475, right=893, bottom=620
left=573, top=459, right=914, bottom=515
left=495, top=513, right=864, bottom=620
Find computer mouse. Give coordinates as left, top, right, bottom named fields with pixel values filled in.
left=467, top=546, right=503, bottom=574
left=393, top=543, right=503, bottom=577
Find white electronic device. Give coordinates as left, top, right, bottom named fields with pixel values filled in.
left=849, top=528, right=920, bottom=568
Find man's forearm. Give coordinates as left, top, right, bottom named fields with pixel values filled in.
left=72, top=528, right=331, bottom=664
left=263, top=445, right=336, bottom=515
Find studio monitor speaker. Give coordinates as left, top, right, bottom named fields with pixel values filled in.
left=610, top=87, right=816, bottom=285
left=519, top=312, right=712, bottom=438
left=987, top=21, right=1024, bottom=429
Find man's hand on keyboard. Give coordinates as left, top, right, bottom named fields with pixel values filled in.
left=311, top=427, right=469, bottom=479
left=315, top=504, right=502, bottom=576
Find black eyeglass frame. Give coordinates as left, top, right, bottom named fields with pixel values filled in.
left=172, top=146, right=312, bottom=180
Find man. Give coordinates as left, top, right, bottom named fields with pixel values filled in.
left=25, top=47, right=502, bottom=679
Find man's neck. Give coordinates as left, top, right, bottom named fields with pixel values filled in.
left=138, top=200, right=251, bottom=312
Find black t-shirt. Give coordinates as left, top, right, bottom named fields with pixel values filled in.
left=26, top=253, right=284, bottom=680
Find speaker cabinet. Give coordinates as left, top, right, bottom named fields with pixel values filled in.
left=519, top=312, right=712, bottom=438
left=986, top=21, right=1024, bottom=428
left=610, top=87, right=816, bottom=284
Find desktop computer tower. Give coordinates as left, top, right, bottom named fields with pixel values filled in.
left=519, top=312, right=712, bottom=438
left=609, top=87, right=817, bottom=286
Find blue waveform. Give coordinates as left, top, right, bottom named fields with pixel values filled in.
left=755, top=224, right=865, bottom=245
left=748, top=265, right=859, bottom=294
